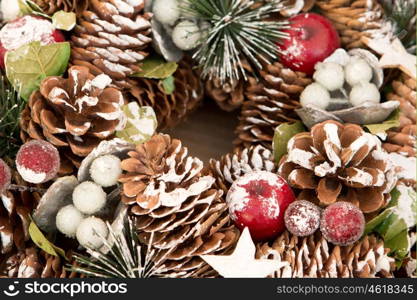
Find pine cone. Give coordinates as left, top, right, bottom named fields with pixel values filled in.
left=128, top=57, right=203, bottom=130
left=70, top=0, right=152, bottom=89
left=235, top=62, right=312, bottom=150
left=207, top=145, right=276, bottom=195
left=278, top=120, right=397, bottom=214
left=205, top=78, right=245, bottom=112
left=1, top=171, right=42, bottom=255
left=33, top=0, right=89, bottom=16
left=256, top=231, right=395, bottom=278
left=119, top=134, right=239, bottom=277
left=19, top=66, right=125, bottom=174
left=316, top=0, right=384, bottom=49
left=383, top=73, right=416, bottom=157
left=1, top=247, right=81, bottom=278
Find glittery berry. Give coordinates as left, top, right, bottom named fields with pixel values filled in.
left=320, top=202, right=365, bottom=246
left=226, top=171, right=296, bottom=242
left=0, top=158, right=11, bottom=193
left=284, top=200, right=321, bottom=237
left=16, top=140, right=60, bottom=184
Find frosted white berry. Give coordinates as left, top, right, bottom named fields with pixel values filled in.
left=153, top=0, right=180, bottom=26
left=172, top=20, right=201, bottom=51
left=73, top=181, right=106, bottom=214
left=90, top=155, right=122, bottom=187
left=1, top=0, right=20, bottom=21
left=345, top=58, right=373, bottom=86
left=56, top=205, right=84, bottom=238
left=349, top=82, right=380, bottom=107
left=300, top=83, right=331, bottom=110
left=76, top=217, right=108, bottom=250
left=313, top=62, right=344, bottom=91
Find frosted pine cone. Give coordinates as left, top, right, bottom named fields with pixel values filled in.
left=71, top=0, right=152, bottom=89
left=119, top=134, right=239, bottom=277
left=128, top=57, right=203, bottom=129
left=207, top=145, right=276, bottom=195
left=256, top=231, right=395, bottom=278
left=383, top=73, right=416, bottom=157
left=235, top=62, right=312, bottom=150
left=278, top=120, right=397, bottom=213
left=33, top=0, right=89, bottom=16
left=20, top=66, right=125, bottom=174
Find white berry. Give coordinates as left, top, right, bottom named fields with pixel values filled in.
left=56, top=205, right=84, bottom=238
left=349, top=82, right=381, bottom=107
left=300, top=83, right=331, bottom=110
left=76, top=217, right=108, bottom=250
left=1, top=0, right=20, bottom=21
left=313, top=62, right=345, bottom=91
left=90, top=155, right=122, bottom=187
left=172, top=20, right=201, bottom=51
left=153, top=0, right=180, bottom=26
left=345, top=58, right=373, bottom=86
left=73, top=181, right=106, bottom=214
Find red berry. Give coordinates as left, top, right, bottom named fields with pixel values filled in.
left=284, top=200, right=321, bottom=237
left=226, top=171, right=296, bottom=242
left=0, top=15, right=66, bottom=69
left=0, top=159, right=11, bottom=193
left=278, top=13, right=340, bottom=75
left=16, top=140, right=60, bottom=184
left=320, top=202, right=365, bottom=246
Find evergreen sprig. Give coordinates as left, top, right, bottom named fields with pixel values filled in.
left=69, top=218, right=170, bottom=278
left=0, top=74, right=25, bottom=158
left=185, top=0, right=289, bottom=83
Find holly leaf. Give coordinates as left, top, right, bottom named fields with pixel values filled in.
left=272, top=121, right=305, bottom=163
left=5, top=41, right=71, bottom=100
left=116, top=103, right=157, bottom=145
left=131, top=56, right=178, bottom=79
left=161, top=76, right=175, bottom=94
left=52, top=11, right=77, bottom=31
left=29, top=220, right=67, bottom=259
left=364, top=108, right=400, bottom=136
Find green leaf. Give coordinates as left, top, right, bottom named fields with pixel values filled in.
left=161, top=76, right=175, bottom=94
left=52, top=11, right=76, bottom=31
left=272, top=121, right=305, bottom=163
left=385, top=230, right=410, bottom=259
left=5, top=41, right=71, bottom=100
left=131, top=56, right=178, bottom=79
left=116, top=103, right=158, bottom=145
left=29, top=221, right=67, bottom=259
left=364, top=109, right=401, bottom=135
left=364, top=207, right=394, bottom=234
left=18, top=0, right=50, bottom=18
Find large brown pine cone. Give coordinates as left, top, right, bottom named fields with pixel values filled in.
left=0, top=247, right=81, bottom=278
left=256, top=231, right=395, bottom=278
left=207, top=145, right=276, bottom=195
left=128, top=57, right=203, bottom=130
left=119, top=134, right=239, bottom=277
left=383, top=73, right=416, bottom=157
left=0, top=170, right=42, bottom=255
left=316, top=0, right=384, bottom=49
left=235, top=62, right=312, bottom=150
left=19, top=66, right=125, bottom=174
left=278, top=120, right=397, bottom=214
left=70, top=0, right=152, bottom=89
left=33, top=0, right=89, bottom=16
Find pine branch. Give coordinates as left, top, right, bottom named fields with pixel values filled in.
left=0, top=74, right=25, bottom=159
left=184, top=0, right=289, bottom=83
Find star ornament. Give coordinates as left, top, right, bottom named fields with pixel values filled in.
left=200, top=227, right=287, bottom=278
left=362, top=36, right=416, bottom=79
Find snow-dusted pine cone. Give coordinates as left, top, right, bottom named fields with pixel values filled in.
left=235, top=62, right=312, bottom=150
left=70, top=0, right=152, bottom=89
left=278, top=120, right=397, bottom=214
left=128, top=57, right=203, bottom=130
left=207, top=145, right=276, bottom=195
left=33, top=0, right=89, bottom=16
left=316, top=0, right=384, bottom=49
left=383, top=73, right=416, bottom=157
left=256, top=231, right=395, bottom=278
left=119, top=134, right=239, bottom=277
left=20, top=66, right=125, bottom=174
